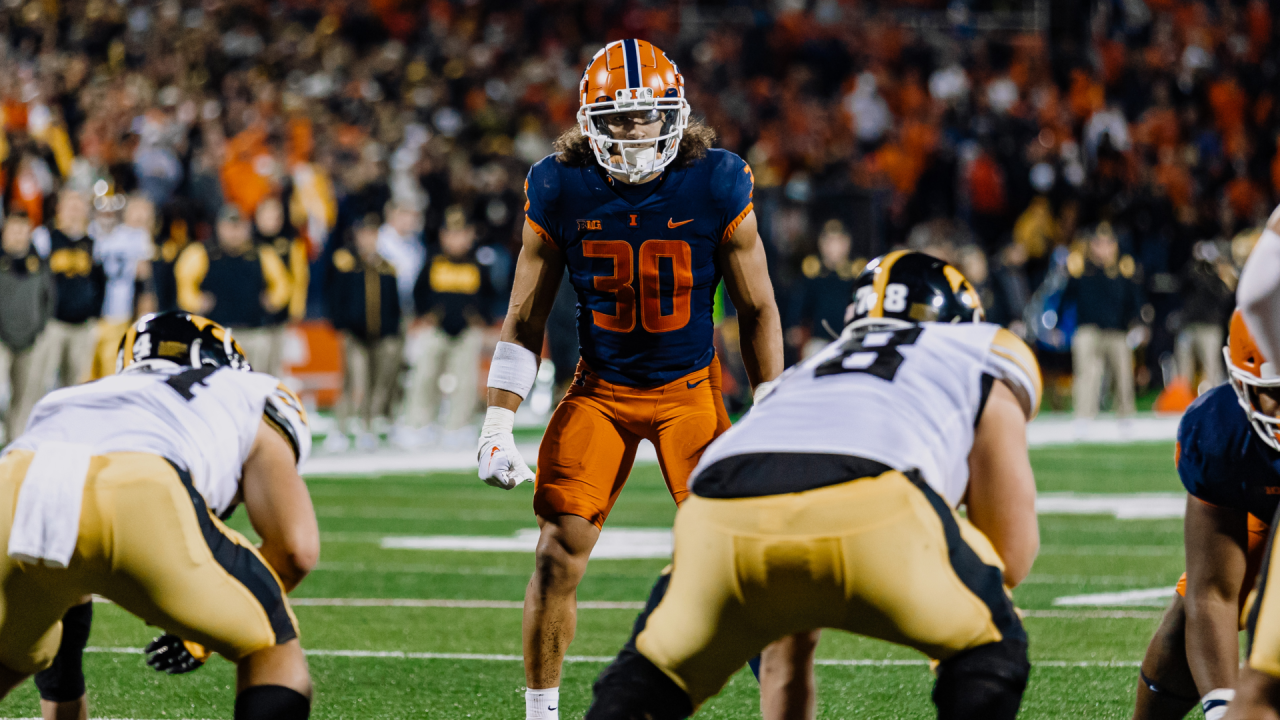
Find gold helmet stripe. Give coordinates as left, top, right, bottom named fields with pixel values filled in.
left=942, top=265, right=968, bottom=294
left=119, top=323, right=140, bottom=370
left=187, top=314, right=216, bottom=331
left=868, top=250, right=909, bottom=318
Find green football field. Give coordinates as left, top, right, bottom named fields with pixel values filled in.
left=0, top=442, right=1191, bottom=719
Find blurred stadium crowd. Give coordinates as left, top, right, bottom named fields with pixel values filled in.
left=0, top=0, right=1273, bottom=448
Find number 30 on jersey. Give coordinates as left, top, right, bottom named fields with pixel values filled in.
left=584, top=240, right=693, bottom=334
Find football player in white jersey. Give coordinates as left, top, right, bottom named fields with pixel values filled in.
left=584, top=251, right=1042, bottom=720
left=0, top=311, right=318, bottom=720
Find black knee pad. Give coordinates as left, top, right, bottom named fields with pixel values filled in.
left=932, top=637, right=1030, bottom=720
left=234, top=685, right=310, bottom=720
left=34, top=602, right=93, bottom=703
left=585, top=646, right=693, bottom=720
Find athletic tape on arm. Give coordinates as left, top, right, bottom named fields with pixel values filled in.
left=487, top=341, right=538, bottom=399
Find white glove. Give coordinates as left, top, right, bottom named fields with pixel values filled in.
left=477, top=407, right=535, bottom=490
left=753, top=378, right=778, bottom=403
left=1201, top=689, right=1234, bottom=720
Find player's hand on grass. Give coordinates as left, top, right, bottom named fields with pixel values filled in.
left=145, top=634, right=206, bottom=674
left=478, top=407, right=535, bottom=490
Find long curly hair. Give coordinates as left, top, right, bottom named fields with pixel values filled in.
left=552, top=118, right=717, bottom=170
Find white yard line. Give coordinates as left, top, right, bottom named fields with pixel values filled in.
left=310, top=494, right=1187, bottom=524
left=94, top=595, right=1163, bottom=618
left=1052, top=587, right=1176, bottom=607
left=1035, top=493, right=1184, bottom=519
left=79, top=646, right=1140, bottom=667
left=1023, top=609, right=1162, bottom=619
left=302, top=416, right=1181, bottom=476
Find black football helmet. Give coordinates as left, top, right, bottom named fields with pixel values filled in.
left=845, top=250, right=984, bottom=328
left=117, top=311, right=250, bottom=373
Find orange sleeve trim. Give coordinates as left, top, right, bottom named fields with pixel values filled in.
left=721, top=202, right=754, bottom=244
left=526, top=217, right=558, bottom=250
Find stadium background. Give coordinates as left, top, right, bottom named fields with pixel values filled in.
left=0, top=0, right=1270, bottom=717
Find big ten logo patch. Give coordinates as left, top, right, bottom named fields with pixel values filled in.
left=577, top=219, right=602, bottom=231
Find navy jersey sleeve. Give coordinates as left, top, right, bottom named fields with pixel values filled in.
left=706, top=150, right=755, bottom=243
left=523, top=155, right=563, bottom=249
left=1177, top=386, right=1248, bottom=508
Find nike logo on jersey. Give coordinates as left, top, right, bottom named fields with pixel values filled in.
left=668, top=218, right=694, bottom=228
left=548, top=707, right=557, bottom=712
left=687, top=378, right=707, bottom=389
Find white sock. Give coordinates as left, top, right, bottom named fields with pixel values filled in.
left=526, top=687, right=559, bottom=720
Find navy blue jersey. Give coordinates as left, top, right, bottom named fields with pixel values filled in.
left=524, top=149, right=754, bottom=387
left=1178, top=383, right=1280, bottom=521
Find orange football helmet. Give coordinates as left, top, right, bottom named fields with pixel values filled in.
left=577, top=39, right=690, bottom=182
left=1226, top=308, right=1280, bottom=450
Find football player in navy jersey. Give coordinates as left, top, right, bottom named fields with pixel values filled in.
left=474, top=39, right=783, bottom=720
left=1134, top=310, right=1280, bottom=720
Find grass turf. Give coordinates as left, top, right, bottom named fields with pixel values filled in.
left=0, top=442, right=1186, bottom=718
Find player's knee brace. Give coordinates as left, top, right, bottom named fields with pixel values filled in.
left=34, top=601, right=92, bottom=703
left=585, top=646, right=693, bottom=720
left=234, top=685, right=310, bottom=720
left=932, top=636, right=1030, bottom=720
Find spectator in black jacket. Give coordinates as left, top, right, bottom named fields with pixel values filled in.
left=174, top=205, right=291, bottom=371
left=401, top=207, right=495, bottom=447
left=786, top=220, right=857, bottom=359
left=1061, top=222, right=1145, bottom=419
left=253, top=196, right=309, bottom=377
left=0, top=212, right=55, bottom=441
left=325, top=213, right=402, bottom=452
left=30, top=189, right=103, bottom=392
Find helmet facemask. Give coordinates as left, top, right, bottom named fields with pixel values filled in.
left=1225, top=345, right=1280, bottom=452
left=578, top=86, right=689, bottom=183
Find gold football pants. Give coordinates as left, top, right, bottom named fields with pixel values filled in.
left=0, top=450, right=298, bottom=674
left=1246, top=509, right=1280, bottom=677
left=636, top=469, right=1024, bottom=708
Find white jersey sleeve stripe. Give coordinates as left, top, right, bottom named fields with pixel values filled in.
left=985, top=328, right=1043, bottom=420
left=264, top=385, right=312, bottom=469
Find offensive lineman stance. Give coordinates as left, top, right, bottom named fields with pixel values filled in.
left=476, top=39, right=783, bottom=720
left=586, top=252, right=1042, bottom=719
left=0, top=311, right=318, bottom=720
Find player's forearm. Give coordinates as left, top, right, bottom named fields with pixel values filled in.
left=498, top=311, right=548, bottom=364
left=1185, top=591, right=1242, bottom=692
left=487, top=388, right=523, bottom=412
left=737, top=302, right=784, bottom=388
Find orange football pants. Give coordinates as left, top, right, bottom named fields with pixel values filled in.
left=1175, top=510, right=1269, bottom=613
left=534, top=357, right=732, bottom=528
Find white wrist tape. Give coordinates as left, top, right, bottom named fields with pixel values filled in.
left=1201, top=688, right=1234, bottom=720
left=487, top=341, right=538, bottom=399
left=481, top=406, right=516, bottom=437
